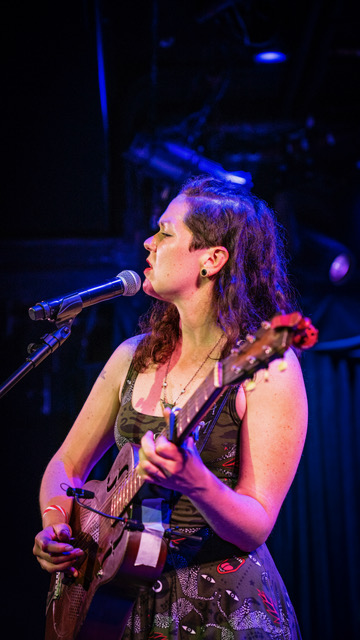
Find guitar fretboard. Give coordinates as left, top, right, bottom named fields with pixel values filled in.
left=109, top=464, right=144, bottom=519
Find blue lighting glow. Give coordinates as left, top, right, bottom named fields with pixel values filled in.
left=95, top=2, right=109, bottom=138
left=254, top=51, right=287, bottom=63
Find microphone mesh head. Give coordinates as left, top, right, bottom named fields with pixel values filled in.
left=117, top=270, right=141, bottom=296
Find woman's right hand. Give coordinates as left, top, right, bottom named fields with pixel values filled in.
left=33, top=524, right=84, bottom=577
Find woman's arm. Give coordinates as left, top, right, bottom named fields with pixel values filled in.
left=138, top=348, right=308, bottom=551
left=33, top=336, right=139, bottom=573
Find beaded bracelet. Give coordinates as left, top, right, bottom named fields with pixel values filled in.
left=42, top=504, right=68, bottom=522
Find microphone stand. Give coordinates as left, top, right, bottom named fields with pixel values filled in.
left=0, top=291, right=89, bottom=399
left=0, top=319, right=74, bottom=399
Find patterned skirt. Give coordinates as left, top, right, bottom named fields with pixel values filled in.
left=120, top=527, right=302, bottom=640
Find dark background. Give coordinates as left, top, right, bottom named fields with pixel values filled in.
left=1, top=2, right=359, bottom=638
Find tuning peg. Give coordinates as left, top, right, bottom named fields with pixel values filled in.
left=278, top=360, right=288, bottom=372
left=246, top=334, right=256, bottom=343
left=262, top=345, right=273, bottom=355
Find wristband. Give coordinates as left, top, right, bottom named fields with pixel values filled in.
left=42, top=504, right=68, bottom=522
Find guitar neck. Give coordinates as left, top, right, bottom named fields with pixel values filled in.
left=172, top=362, right=225, bottom=446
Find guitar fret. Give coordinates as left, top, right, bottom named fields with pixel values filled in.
left=131, top=471, right=136, bottom=498
left=116, top=488, right=121, bottom=514
left=137, top=470, right=142, bottom=489
left=127, top=475, right=131, bottom=505
left=106, top=465, right=144, bottom=525
left=174, top=373, right=217, bottom=444
left=114, top=488, right=120, bottom=515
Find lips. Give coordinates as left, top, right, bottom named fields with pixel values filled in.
left=144, top=258, right=153, bottom=276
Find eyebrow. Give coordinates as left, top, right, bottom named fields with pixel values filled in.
left=157, top=218, right=173, bottom=228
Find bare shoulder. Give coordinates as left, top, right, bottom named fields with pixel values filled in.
left=111, top=333, right=145, bottom=362
left=235, top=347, right=307, bottom=420
left=235, top=347, right=308, bottom=519
left=98, top=333, right=145, bottom=388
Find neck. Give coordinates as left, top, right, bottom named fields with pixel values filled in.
left=175, top=292, right=222, bottom=351
left=179, top=321, right=223, bottom=352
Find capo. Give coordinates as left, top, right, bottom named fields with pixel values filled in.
left=169, top=406, right=181, bottom=441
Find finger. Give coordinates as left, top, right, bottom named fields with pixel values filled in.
left=48, top=549, right=84, bottom=567
left=38, top=555, right=81, bottom=575
left=46, top=541, right=83, bottom=557
left=161, top=406, right=171, bottom=425
left=34, top=536, right=82, bottom=564
left=54, top=523, right=72, bottom=542
left=39, top=524, right=71, bottom=545
left=34, top=543, right=84, bottom=577
left=40, top=532, right=72, bottom=553
left=138, top=458, right=163, bottom=479
left=140, top=430, right=156, bottom=454
left=183, top=434, right=197, bottom=452
left=155, top=435, right=177, bottom=458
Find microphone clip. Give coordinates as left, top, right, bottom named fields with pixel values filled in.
left=31, top=293, right=84, bottom=325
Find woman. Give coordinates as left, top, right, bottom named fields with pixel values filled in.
left=34, top=175, right=308, bottom=639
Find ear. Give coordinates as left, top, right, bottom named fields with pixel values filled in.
left=201, top=246, right=229, bottom=276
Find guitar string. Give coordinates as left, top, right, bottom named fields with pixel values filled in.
left=72, top=463, right=144, bottom=550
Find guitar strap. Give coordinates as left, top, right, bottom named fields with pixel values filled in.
left=195, top=385, right=239, bottom=455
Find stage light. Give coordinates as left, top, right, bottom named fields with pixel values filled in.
left=298, top=230, right=354, bottom=287
left=125, top=135, right=253, bottom=189
left=254, top=51, right=287, bottom=63
left=329, top=253, right=352, bottom=284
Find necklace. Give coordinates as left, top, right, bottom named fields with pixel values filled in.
left=160, top=335, right=223, bottom=410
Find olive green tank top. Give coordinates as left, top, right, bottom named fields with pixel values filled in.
left=114, top=362, right=242, bottom=528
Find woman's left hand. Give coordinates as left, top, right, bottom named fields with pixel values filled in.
left=138, top=426, right=205, bottom=496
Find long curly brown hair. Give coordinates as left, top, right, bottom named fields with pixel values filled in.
left=133, top=175, right=296, bottom=371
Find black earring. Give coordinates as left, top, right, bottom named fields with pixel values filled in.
left=201, top=268, right=208, bottom=277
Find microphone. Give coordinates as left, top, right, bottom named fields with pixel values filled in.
left=28, top=270, right=141, bottom=322
left=66, top=486, right=95, bottom=500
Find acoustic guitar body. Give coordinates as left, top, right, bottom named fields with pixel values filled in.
left=45, top=442, right=171, bottom=640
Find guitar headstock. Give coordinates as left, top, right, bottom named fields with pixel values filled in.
left=221, top=312, right=318, bottom=387
left=169, top=311, right=318, bottom=447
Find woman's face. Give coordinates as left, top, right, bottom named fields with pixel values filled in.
left=143, top=195, right=206, bottom=302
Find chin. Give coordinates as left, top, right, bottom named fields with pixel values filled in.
left=142, top=278, right=167, bottom=302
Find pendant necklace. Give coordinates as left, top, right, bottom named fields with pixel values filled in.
left=160, top=335, right=223, bottom=410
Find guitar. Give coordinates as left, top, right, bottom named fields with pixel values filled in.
left=44, top=312, right=317, bottom=640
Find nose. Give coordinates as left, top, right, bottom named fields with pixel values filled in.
left=144, top=234, right=157, bottom=251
